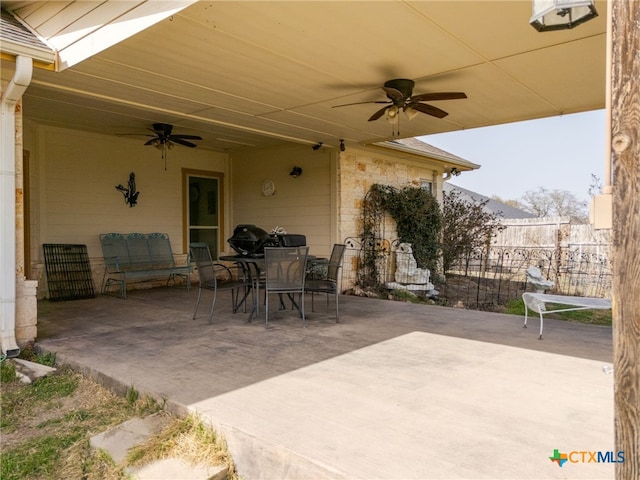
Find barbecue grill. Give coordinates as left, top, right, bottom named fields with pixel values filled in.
left=227, top=224, right=306, bottom=256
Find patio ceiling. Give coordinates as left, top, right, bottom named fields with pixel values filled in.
left=1, top=1, right=607, bottom=153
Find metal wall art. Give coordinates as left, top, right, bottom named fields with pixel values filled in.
left=115, top=172, right=140, bottom=207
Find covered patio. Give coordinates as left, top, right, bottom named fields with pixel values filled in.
left=2, top=1, right=638, bottom=476
left=37, top=287, right=614, bottom=479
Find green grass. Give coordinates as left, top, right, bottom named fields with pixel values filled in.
left=0, top=357, right=160, bottom=480
left=390, top=289, right=434, bottom=304
left=0, top=359, right=17, bottom=383
left=505, top=299, right=612, bottom=326
left=0, top=352, right=240, bottom=480
left=1, top=433, right=85, bottom=480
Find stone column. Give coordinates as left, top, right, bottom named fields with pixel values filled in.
left=14, top=98, right=38, bottom=346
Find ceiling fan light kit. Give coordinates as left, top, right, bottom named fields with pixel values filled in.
left=333, top=78, right=467, bottom=136
left=122, top=123, right=203, bottom=170
left=404, top=107, right=419, bottom=120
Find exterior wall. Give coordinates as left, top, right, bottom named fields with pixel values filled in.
left=337, top=146, right=443, bottom=242
left=229, top=144, right=336, bottom=258
left=25, top=123, right=229, bottom=298
left=24, top=124, right=454, bottom=302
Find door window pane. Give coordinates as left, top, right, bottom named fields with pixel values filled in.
left=189, top=178, right=218, bottom=227
left=189, top=229, right=218, bottom=257
left=187, top=175, right=221, bottom=258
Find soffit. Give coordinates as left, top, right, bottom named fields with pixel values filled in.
left=1, top=0, right=607, bottom=155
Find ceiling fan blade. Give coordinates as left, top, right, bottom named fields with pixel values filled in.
left=368, top=105, right=390, bottom=122
left=144, top=138, right=160, bottom=146
left=171, top=138, right=198, bottom=148
left=332, top=100, right=391, bottom=108
left=409, top=102, right=449, bottom=119
left=382, top=86, right=405, bottom=103
left=170, top=134, right=203, bottom=141
left=410, top=92, right=467, bottom=102
left=117, top=133, right=155, bottom=137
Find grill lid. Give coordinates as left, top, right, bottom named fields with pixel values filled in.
left=227, top=224, right=278, bottom=256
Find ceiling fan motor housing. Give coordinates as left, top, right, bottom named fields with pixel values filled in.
left=153, top=123, right=173, bottom=138
left=384, top=79, right=415, bottom=99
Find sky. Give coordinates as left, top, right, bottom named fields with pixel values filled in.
left=419, top=109, right=607, bottom=204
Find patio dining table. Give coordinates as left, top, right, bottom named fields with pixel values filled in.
left=220, top=253, right=317, bottom=322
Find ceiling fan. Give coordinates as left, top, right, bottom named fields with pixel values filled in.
left=143, top=123, right=202, bottom=148
left=333, top=78, right=467, bottom=134
left=121, top=123, right=203, bottom=169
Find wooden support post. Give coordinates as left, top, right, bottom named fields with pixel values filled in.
left=611, top=1, right=640, bottom=478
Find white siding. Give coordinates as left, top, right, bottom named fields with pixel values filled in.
left=26, top=124, right=228, bottom=296
left=230, top=144, right=335, bottom=257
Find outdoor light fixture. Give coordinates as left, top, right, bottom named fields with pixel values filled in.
left=149, top=138, right=174, bottom=150
left=312, top=142, right=323, bottom=151
left=530, top=0, right=598, bottom=32
left=289, top=166, right=302, bottom=178
left=385, top=106, right=399, bottom=124
left=339, top=139, right=345, bottom=152
left=404, top=107, right=419, bottom=120
left=384, top=103, right=421, bottom=136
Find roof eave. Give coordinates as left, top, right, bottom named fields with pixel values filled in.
left=1, top=40, right=56, bottom=67
left=370, top=141, right=481, bottom=171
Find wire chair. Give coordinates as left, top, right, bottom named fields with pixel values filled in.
left=189, top=243, right=250, bottom=324
left=305, top=244, right=346, bottom=321
left=263, top=246, right=309, bottom=328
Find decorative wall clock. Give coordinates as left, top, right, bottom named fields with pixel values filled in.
left=261, top=180, right=275, bottom=197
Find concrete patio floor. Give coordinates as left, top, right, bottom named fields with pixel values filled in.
left=36, top=286, right=615, bottom=479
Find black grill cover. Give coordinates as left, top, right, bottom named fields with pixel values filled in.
left=227, top=224, right=279, bottom=256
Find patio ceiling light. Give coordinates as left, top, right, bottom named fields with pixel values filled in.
left=530, top=0, right=598, bottom=32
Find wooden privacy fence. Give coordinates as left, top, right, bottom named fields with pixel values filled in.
left=491, top=217, right=611, bottom=252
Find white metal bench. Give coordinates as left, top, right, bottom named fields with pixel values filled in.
left=522, top=292, right=612, bottom=339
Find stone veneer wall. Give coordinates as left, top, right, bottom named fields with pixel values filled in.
left=337, top=149, right=442, bottom=242
left=337, top=148, right=442, bottom=290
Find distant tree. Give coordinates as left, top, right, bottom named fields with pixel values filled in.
left=490, top=195, right=525, bottom=209
left=442, top=190, right=504, bottom=272
left=519, top=187, right=588, bottom=223
left=588, top=174, right=603, bottom=198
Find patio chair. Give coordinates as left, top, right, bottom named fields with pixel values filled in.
left=264, top=246, right=309, bottom=328
left=189, top=243, right=251, bottom=324
left=305, top=244, right=346, bottom=322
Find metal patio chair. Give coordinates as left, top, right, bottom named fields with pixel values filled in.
left=263, top=246, right=309, bottom=328
left=305, top=244, right=346, bottom=322
left=189, top=243, right=251, bottom=324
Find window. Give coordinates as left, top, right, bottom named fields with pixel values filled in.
left=420, top=179, right=433, bottom=194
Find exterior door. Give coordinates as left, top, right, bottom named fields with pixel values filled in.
left=184, top=171, right=223, bottom=259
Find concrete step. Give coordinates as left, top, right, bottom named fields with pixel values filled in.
left=90, top=413, right=227, bottom=480
left=12, top=358, right=56, bottom=383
